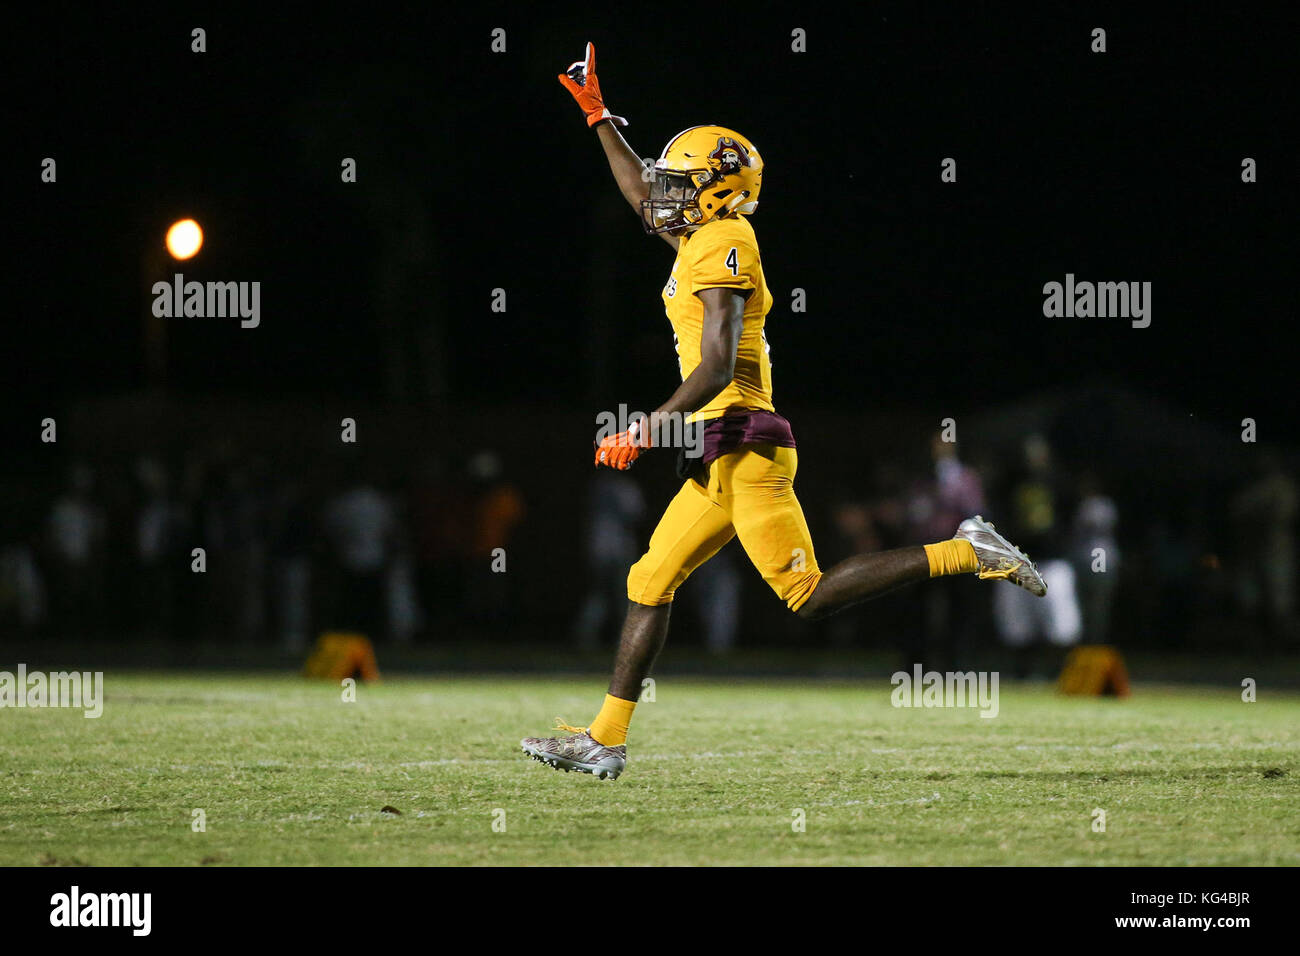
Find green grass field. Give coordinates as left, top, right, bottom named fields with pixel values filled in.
left=2, top=672, right=1297, bottom=866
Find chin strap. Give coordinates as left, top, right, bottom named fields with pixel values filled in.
left=725, top=191, right=754, bottom=214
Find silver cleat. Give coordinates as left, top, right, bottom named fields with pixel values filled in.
left=520, top=721, right=627, bottom=780
left=955, top=514, right=1047, bottom=596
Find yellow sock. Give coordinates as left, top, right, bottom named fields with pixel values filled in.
left=924, top=539, right=979, bottom=577
left=588, top=693, right=637, bottom=746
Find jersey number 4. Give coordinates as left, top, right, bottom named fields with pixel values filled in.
left=725, top=247, right=739, bottom=276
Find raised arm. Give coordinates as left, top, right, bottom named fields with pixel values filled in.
left=558, top=42, right=678, bottom=250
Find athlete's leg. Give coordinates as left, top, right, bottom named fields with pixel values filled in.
left=607, top=602, right=671, bottom=701
left=715, top=446, right=1035, bottom=621
left=797, top=548, right=932, bottom=620
left=624, top=476, right=736, bottom=608
left=714, top=445, right=929, bottom=617
left=803, top=514, right=1050, bottom=618
left=710, top=445, right=824, bottom=610
left=588, top=478, right=735, bottom=743
left=521, top=476, right=735, bottom=774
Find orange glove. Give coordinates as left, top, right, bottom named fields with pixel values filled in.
left=558, top=42, right=627, bottom=128
left=595, top=418, right=650, bottom=470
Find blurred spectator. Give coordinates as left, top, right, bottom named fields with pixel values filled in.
left=835, top=502, right=883, bottom=556
left=410, top=454, right=464, bottom=636
left=383, top=468, right=422, bottom=646
left=1071, top=472, right=1120, bottom=644
left=194, top=462, right=244, bottom=641
left=386, top=552, right=423, bottom=645
left=574, top=470, right=646, bottom=649
left=461, top=451, right=525, bottom=633
left=910, top=435, right=986, bottom=542
left=17, top=392, right=1294, bottom=658
left=1141, top=511, right=1198, bottom=645
left=1229, top=452, right=1297, bottom=636
left=821, top=464, right=915, bottom=651
left=227, top=462, right=270, bottom=643
left=994, top=435, right=1081, bottom=677
left=905, top=434, right=985, bottom=669
left=824, top=500, right=883, bottom=648
left=45, top=463, right=107, bottom=638
left=0, top=538, right=46, bottom=633
left=691, top=540, right=742, bottom=655
left=269, top=479, right=313, bottom=652
left=322, top=463, right=398, bottom=639
left=466, top=452, right=525, bottom=556
left=133, top=456, right=187, bottom=640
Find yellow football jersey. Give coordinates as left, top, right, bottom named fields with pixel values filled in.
left=661, top=215, right=776, bottom=423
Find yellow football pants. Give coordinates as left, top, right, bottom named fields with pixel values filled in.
left=626, top=444, right=823, bottom=611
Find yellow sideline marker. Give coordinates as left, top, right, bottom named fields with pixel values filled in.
left=1058, top=645, right=1130, bottom=697
left=303, top=632, right=381, bottom=682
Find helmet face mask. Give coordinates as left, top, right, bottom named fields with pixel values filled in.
left=640, top=126, right=763, bottom=237
left=641, top=170, right=710, bottom=235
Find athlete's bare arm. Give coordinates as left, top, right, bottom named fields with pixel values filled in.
left=594, top=122, right=679, bottom=251
left=648, top=287, right=743, bottom=430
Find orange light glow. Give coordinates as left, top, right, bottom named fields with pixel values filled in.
left=165, top=219, right=203, bottom=260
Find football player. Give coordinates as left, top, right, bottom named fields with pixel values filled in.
left=522, top=44, right=1045, bottom=780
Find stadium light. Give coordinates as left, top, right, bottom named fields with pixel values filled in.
left=165, top=218, right=203, bottom=260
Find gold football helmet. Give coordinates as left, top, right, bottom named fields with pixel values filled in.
left=642, top=125, right=763, bottom=235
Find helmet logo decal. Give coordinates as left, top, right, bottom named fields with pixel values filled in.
left=708, top=136, right=749, bottom=175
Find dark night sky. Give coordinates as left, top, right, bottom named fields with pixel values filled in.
left=8, top=5, right=1297, bottom=437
